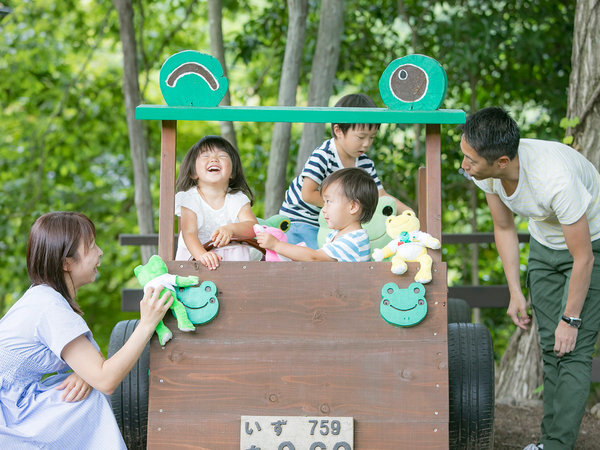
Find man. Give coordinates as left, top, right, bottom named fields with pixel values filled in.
left=461, top=107, right=600, bottom=450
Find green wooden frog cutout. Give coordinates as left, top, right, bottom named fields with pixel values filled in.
left=159, top=50, right=229, bottom=107
left=379, top=54, right=447, bottom=111
left=177, top=281, right=219, bottom=325
left=380, top=282, right=427, bottom=327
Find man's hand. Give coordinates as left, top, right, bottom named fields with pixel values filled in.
left=56, top=373, right=92, bottom=402
left=554, top=320, right=578, bottom=357
left=506, top=292, right=531, bottom=330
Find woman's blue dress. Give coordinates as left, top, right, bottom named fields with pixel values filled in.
left=0, top=285, right=126, bottom=449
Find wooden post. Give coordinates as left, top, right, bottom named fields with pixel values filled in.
left=418, top=167, right=427, bottom=233
left=158, top=120, right=177, bottom=260
left=425, top=124, right=442, bottom=262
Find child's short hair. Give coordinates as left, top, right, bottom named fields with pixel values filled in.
left=321, top=168, right=378, bottom=223
left=176, top=135, right=254, bottom=205
left=331, top=93, right=380, bottom=137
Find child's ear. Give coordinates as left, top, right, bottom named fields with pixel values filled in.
left=332, top=124, right=343, bottom=139
left=349, top=200, right=361, bottom=215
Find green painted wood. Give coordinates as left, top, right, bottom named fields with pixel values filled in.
left=379, top=54, right=448, bottom=111
left=159, top=51, right=228, bottom=107
left=135, top=105, right=466, bottom=124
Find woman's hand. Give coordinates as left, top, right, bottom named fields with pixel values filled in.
left=139, top=286, right=174, bottom=332
left=198, top=251, right=222, bottom=270
left=56, top=372, right=93, bottom=402
left=211, top=225, right=233, bottom=248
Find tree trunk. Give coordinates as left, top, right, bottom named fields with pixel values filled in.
left=566, top=0, right=600, bottom=167
left=264, top=0, right=308, bottom=217
left=295, top=0, right=344, bottom=174
left=113, top=0, right=155, bottom=263
left=495, top=322, right=543, bottom=404
left=208, top=0, right=238, bottom=148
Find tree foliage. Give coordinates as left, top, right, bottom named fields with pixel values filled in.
left=0, top=0, right=576, bottom=360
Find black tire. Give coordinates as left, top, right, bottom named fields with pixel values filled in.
left=108, top=320, right=149, bottom=450
left=448, top=323, right=495, bottom=449
left=447, top=297, right=471, bottom=323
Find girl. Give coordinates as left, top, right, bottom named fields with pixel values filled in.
left=175, top=135, right=258, bottom=269
left=0, top=211, right=172, bottom=448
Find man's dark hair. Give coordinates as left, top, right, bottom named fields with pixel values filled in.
left=321, top=167, right=378, bottom=224
left=461, top=107, right=520, bottom=164
left=331, top=93, right=380, bottom=137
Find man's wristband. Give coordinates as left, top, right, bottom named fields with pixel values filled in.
left=561, top=315, right=582, bottom=329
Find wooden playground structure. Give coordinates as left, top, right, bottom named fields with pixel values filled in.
left=109, top=52, right=494, bottom=449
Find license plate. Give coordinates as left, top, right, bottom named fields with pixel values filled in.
left=240, top=416, right=353, bottom=449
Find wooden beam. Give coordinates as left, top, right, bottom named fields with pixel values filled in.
left=448, top=286, right=510, bottom=308
left=443, top=233, right=530, bottom=244
left=418, top=167, right=427, bottom=233
left=158, top=120, right=177, bottom=260
left=425, top=124, right=442, bottom=262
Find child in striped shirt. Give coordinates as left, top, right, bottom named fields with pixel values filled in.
left=279, top=93, right=411, bottom=249
left=256, top=168, right=377, bottom=262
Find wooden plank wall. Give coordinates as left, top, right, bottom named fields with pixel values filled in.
left=147, top=261, right=449, bottom=449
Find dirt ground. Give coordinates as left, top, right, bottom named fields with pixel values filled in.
left=493, top=402, right=600, bottom=449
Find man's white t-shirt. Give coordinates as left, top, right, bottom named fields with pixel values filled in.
left=473, top=139, right=600, bottom=250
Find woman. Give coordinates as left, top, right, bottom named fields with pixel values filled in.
left=0, top=211, right=172, bottom=448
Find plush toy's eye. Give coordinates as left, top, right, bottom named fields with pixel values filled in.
left=418, top=299, right=424, bottom=305
left=383, top=300, right=390, bottom=306
left=382, top=206, right=394, bottom=216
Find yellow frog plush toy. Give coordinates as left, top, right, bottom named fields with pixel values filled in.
left=372, top=210, right=441, bottom=283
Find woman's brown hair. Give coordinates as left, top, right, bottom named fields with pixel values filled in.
left=27, top=212, right=96, bottom=315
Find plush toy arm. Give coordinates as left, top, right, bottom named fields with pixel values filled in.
left=175, top=275, right=199, bottom=287
left=418, top=231, right=441, bottom=249
left=143, top=273, right=177, bottom=293
left=373, top=246, right=394, bottom=262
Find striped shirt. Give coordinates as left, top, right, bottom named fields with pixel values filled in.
left=473, top=139, right=600, bottom=250
left=322, top=229, right=371, bottom=262
left=280, top=138, right=383, bottom=226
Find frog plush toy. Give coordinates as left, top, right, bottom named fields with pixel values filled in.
left=134, top=255, right=199, bottom=346
left=372, top=210, right=441, bottom=283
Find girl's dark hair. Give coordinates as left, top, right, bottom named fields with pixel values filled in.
left=331, top=93, right=380, bottom=137
left=176, top=135, right=254, bottom=205
left=321, top=167, right=379, bottom=224
left=461, top=107, right=520, bottom=164
left=27, top=211, right=96, bottom=315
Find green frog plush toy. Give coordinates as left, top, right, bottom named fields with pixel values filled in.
left=134, top=255, right=199, bottom=346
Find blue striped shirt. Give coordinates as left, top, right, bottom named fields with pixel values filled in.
left=322, top=229, right=371, bottom=262
left=279, top=138, right=383, bottom=226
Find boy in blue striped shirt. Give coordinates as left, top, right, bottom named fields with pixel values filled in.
left=279, top=93, right=411, bottom=249
left=256, top=168, right=377, bottom=262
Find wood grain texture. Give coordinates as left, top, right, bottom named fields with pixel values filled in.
left=147, top=262, right=449, bottom=448
left=158, top=120, right=177, bottom=260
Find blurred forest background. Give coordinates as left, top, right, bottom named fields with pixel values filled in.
left=1, top=0, right=599, bottom=402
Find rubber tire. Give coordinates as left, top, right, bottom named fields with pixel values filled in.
left=447, top=297, right=471, bottom=323
left=448, top=323, right=495, bottom=449
left=107, top=320, right=149, bottom=450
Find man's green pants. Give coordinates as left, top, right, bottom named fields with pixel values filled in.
left=528, top=238, right=600, bottom=450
